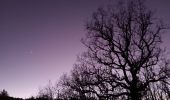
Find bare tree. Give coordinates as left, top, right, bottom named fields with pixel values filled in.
left=79, top=0, right=170, bottom=100
left=59, top=73, right=79, bottom=100
left=37, top=80, right=56, bottom=100
left=59, top=64, right=98, bottom=100
left=59, top=55, right=129, bottom=100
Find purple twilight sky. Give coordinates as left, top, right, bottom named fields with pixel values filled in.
left=0, top=0, right=170, bottom=98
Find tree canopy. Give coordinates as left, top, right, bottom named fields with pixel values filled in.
left=59, top=0, right=170, bottom=100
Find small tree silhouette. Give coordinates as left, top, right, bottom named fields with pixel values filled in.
left=37, top=81, right=56, bottom=100
left=0, top=89, right=9, bottom=97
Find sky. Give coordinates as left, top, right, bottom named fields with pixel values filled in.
left=0, top=0, right=170, bottom=98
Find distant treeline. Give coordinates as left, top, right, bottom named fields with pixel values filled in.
left=0, top=89, right=76, bottom=100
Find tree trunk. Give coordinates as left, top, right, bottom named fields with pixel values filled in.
left=130, top=90, right=141, bottom=100
left=129, top=80, right=141, bottom=100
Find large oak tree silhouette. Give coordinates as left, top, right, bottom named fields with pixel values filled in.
left=60, top=0, right=170, bottom=100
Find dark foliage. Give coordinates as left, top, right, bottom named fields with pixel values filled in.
left=0, top=89, right=23, bottom=100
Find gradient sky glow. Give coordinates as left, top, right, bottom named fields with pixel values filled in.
left=0, top=0, right=170, bottom=98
